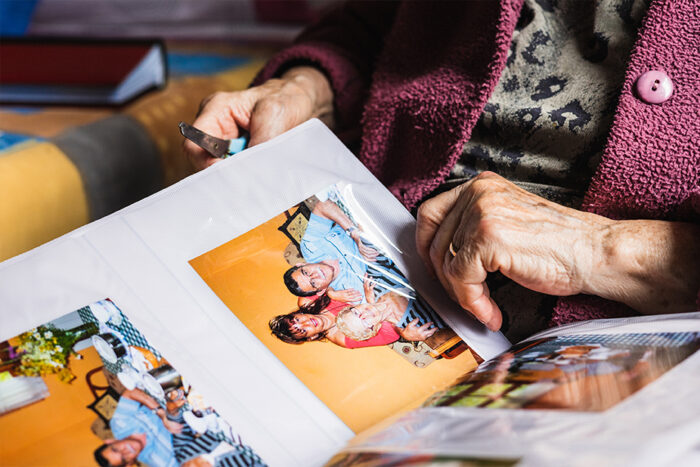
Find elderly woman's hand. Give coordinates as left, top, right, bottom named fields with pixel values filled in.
left=416, top=172, right=700, bottom=331
left=183, top=66, right=334, bottom=170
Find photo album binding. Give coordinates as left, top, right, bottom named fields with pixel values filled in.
left=1, top=120, right=698, bottom=467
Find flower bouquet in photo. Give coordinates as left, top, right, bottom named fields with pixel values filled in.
left=13, top=322, right=98, bottom=383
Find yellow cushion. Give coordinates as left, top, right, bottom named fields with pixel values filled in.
left=0, top=142, right=89, bottom=261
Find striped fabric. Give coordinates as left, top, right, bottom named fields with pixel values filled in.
left=77, top=302, right=163, bottom=374
left=172, top=419, right=266, bottom=467
left=396, top=295, right=447, bottom=330
left=365, top=250, right=446, bottom=329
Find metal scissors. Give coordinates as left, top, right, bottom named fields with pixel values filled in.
left=178, top=121, right=248, bottom=159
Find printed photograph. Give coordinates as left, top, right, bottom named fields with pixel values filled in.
left=189, top=183, right=478, bottom=432
left=0, top=299, right=266, bottom=467
left=426, top=332, right=700, bottom=411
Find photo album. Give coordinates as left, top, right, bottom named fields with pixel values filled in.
left=1, top=120, right=698, bottom=467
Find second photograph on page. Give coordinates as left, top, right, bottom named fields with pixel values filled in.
left=0, top=298, right=266, bottom=467
left=189, top=182, right=478, bottom=432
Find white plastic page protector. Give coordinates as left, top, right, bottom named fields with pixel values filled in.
left=0, top=235, right=131, bottom=340
left=333, top=313, right=700, bottom=466
left=85, top=119, right=509, bottom=463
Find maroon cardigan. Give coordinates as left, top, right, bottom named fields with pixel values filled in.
left=255, top=0, right=700, bottom=325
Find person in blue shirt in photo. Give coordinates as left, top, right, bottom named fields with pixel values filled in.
left=94, top=388, right=181, bottom=467
left=283, top=192, right=446, bottom=338
left=94, top=387, right=266, bottom=467
left=283, top=197, right=379, bottom=302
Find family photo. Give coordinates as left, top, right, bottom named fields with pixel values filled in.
left=271, top=185, right=460, bottom=355
left=426, top=332, right=700, bottom=411
left=190, top=183, right=478, bottom=433
left=0, top=299, right=265, bottom=467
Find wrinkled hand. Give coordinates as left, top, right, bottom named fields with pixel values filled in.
left=327, top=287, right=362, bottom=304
left=416, top=171, right=614, bottom=332
left=399, top=319, right=437, bottom=341
left=183, top=66, right=334, bottom=170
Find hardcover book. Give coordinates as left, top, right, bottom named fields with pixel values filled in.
left=0, top=38, right=167, bottom=106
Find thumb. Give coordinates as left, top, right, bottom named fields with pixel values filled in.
left=445, top=250, right=502, bottom=331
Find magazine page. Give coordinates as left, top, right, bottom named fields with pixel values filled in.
left=0, top=120, right=510, bottom=466
left=332, top=313, right=700, bottom=466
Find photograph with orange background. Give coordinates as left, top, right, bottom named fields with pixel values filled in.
left=0, top=300, right=265, bottom=467
left=189, top=183, right=479, bottom=433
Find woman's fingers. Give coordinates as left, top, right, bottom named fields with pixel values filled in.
left=248, top=96, right=299, bottom=146
left=183, top=110, right=225, bottom=170
left=414, top=173, right=510, bottom=332
left=184, top=91, right=249, bottom=170
left=416, top=178, right=501, bottom=329
left=248, top=69, right=332, bottom=146
left=185, top=68, right=332, bottom=171
left=448, top=275, right=501, bottom=330
left=414, top=171, right=615, bottom=332
left=441, top=221, right=502, bottom=331
left=416, top=184, right=467, bottom=277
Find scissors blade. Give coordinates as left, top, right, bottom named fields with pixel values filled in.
left=178, top=121, right=231, bottom=158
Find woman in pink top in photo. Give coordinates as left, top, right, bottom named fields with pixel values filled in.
left=269, top=289, right=436, bottom=349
